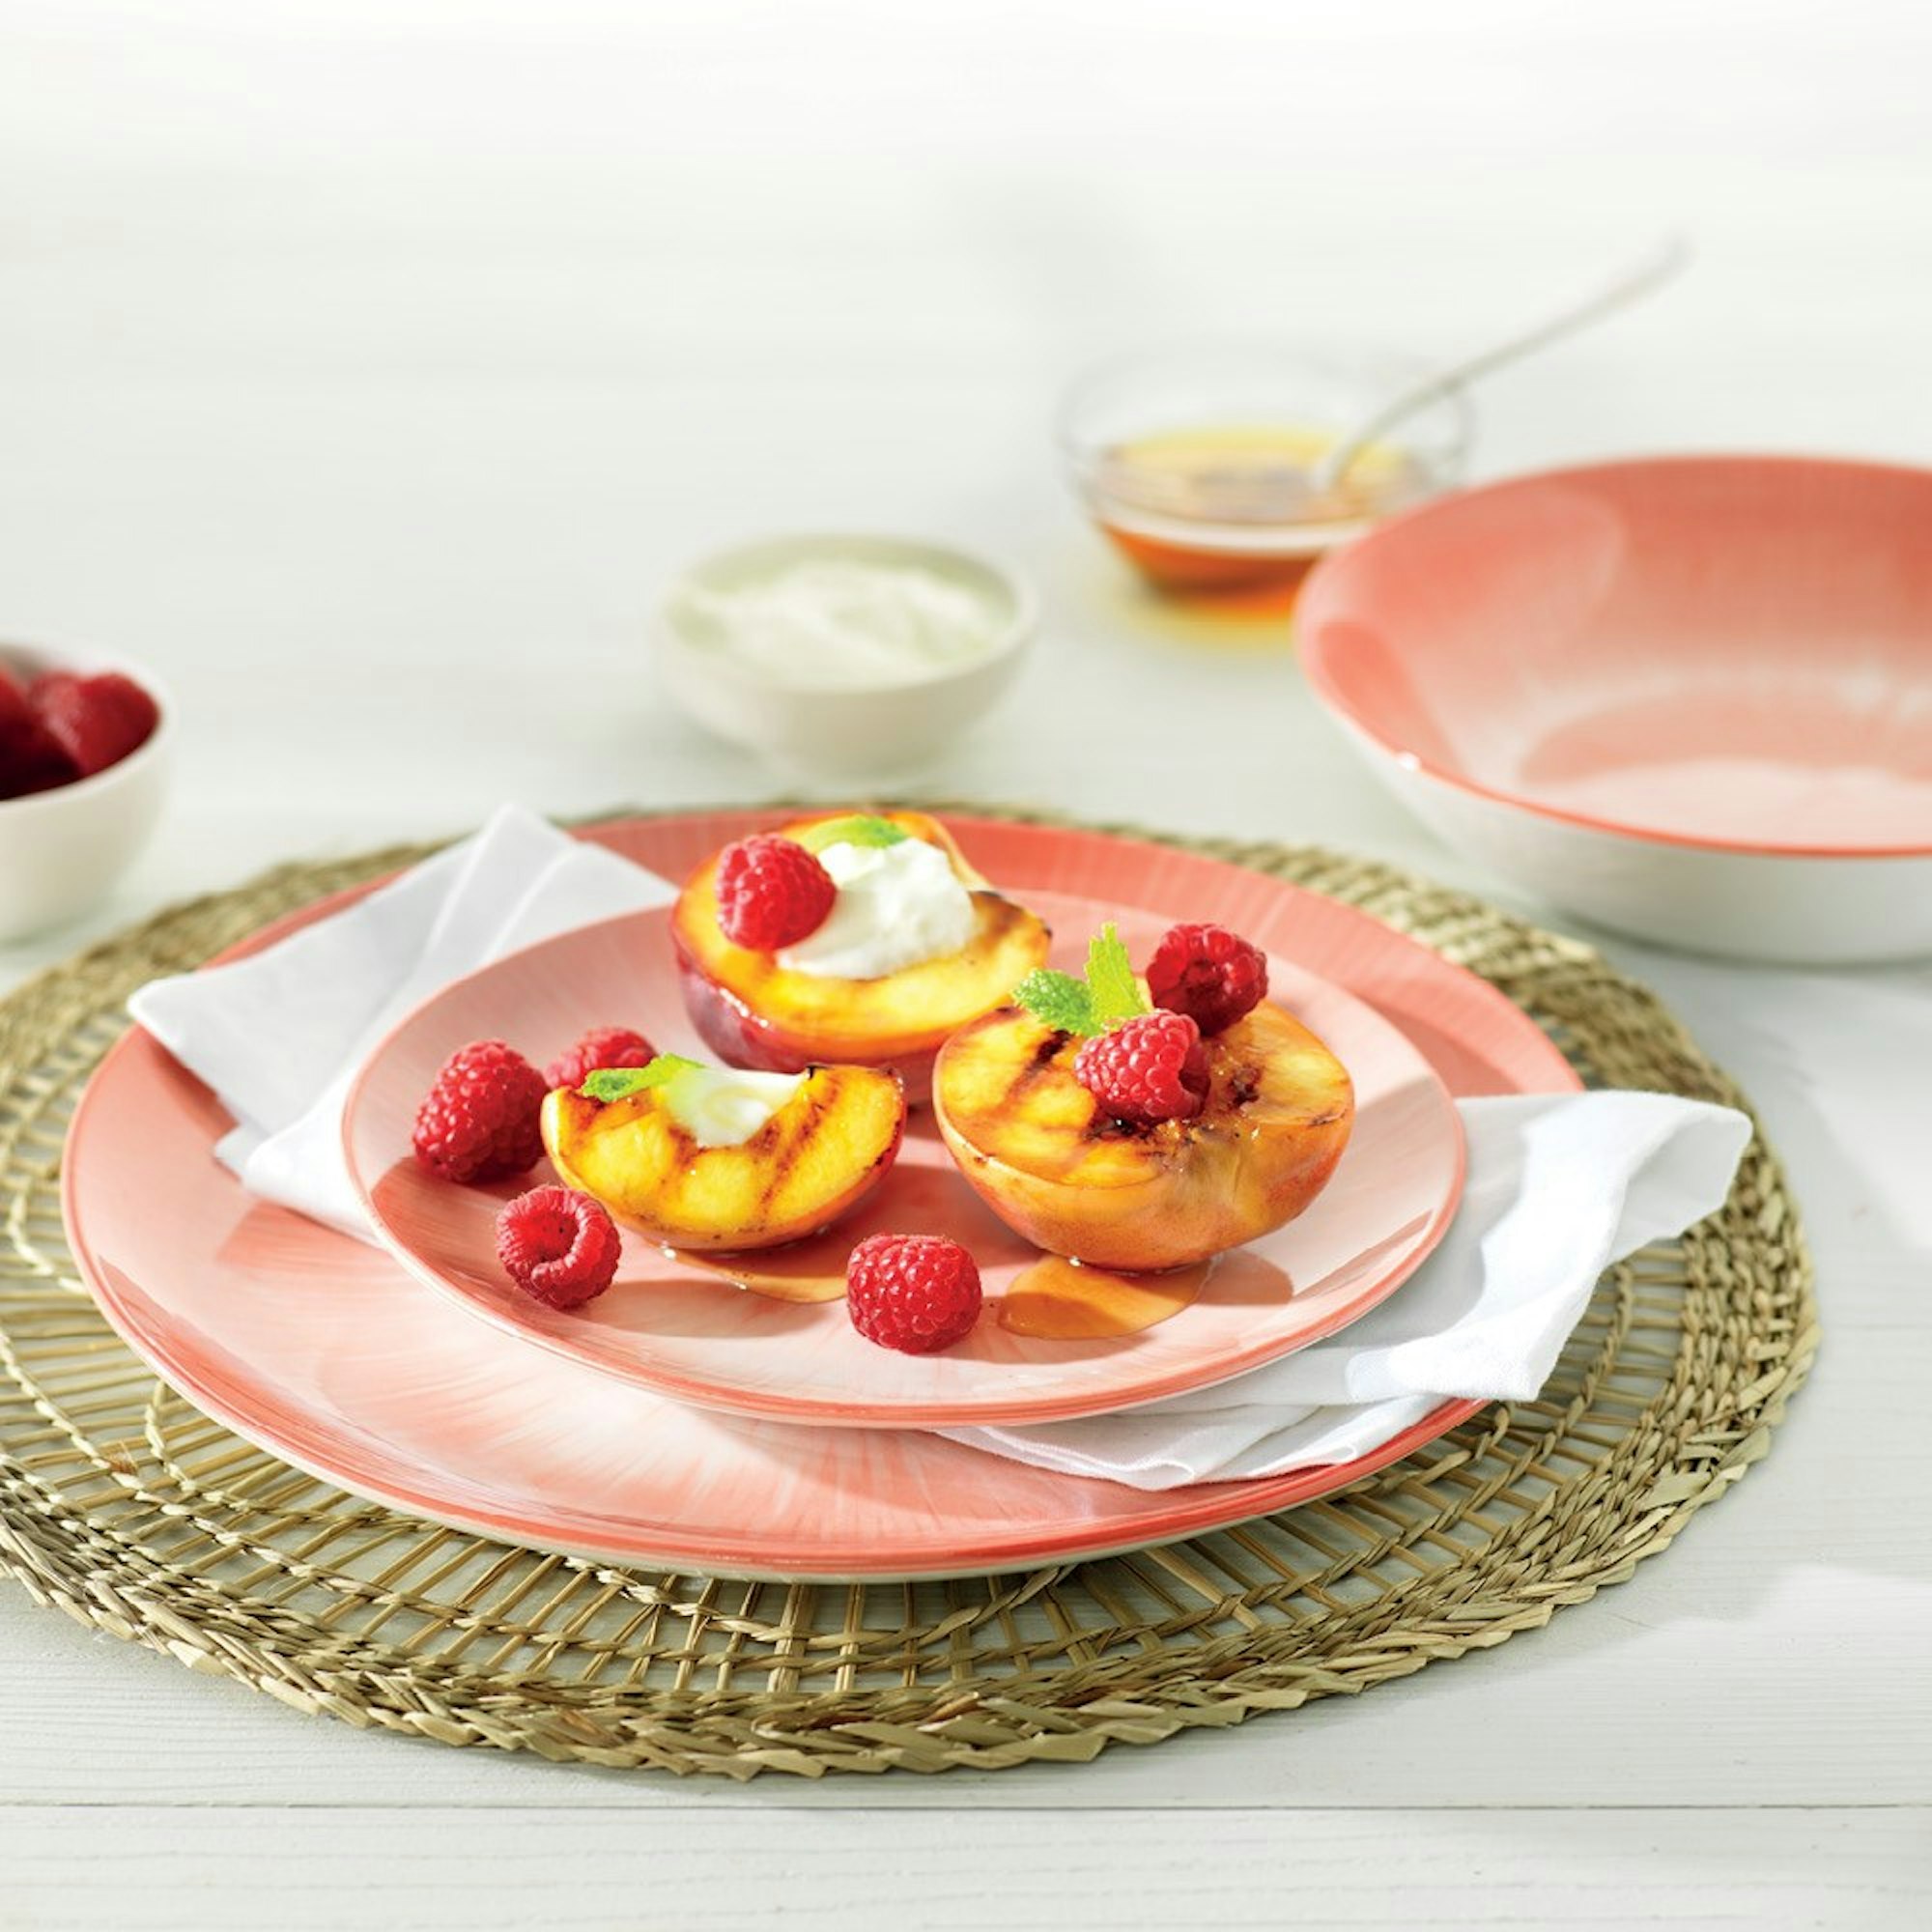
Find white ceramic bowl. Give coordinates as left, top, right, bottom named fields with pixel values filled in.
left=653, top=533, right=1035, bottom=781
left=0, top=642, right=172, bottom=943
left=1297, top=456, right=1932, bottom=964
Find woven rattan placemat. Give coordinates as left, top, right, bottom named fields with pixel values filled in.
left=0, top=810, right=1815, bottom=1777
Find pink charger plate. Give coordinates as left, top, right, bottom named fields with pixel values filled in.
left=65, top=811, right=1580, bottom=1581
left=344, top=893, right=1464, bottom=1428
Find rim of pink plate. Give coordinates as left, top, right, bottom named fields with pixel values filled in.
left=59, top=1039, right=1492, bottom=1577
left=57, top=813, right=1586, bottom=1577
left=1297, top=450, right=1932, bottom=862
left=337, top=899, right=1471, bottom=1429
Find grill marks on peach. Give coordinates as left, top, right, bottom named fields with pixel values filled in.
left=936, top=1017, right=1168, bottom=1186
left=539, top=1065, right=906, bottom=1253
left=933, top=1001, right=1356, bottom=1271
left=748, top=1086, right=832, bottom=1213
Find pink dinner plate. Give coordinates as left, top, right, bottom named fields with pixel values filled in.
left=65, top=811, right=1580, bottom=1581
left=344, top=888, right=1465, bottom=1428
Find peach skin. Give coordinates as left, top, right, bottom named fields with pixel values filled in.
left=671, top=810, right=1051, bottom=1102
left=933, top=1000, right=1353, bottom=1271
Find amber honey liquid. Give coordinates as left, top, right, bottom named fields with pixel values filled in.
left=680, top=1241, right=1214, bottom=1338
left=669, top=1154, right=1275, bottom=1342
left=999, top=1256, right=1212, bottom=1339
left=1092, top=422, right=1421, bottom=602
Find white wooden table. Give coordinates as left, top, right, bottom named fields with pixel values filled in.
left=1, top=4, right=1928, bottom=1925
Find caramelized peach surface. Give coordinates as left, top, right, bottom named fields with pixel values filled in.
left=933, top=1000, right=1354, bottom=1271
left=541, top=1064, right=906, bottom=1252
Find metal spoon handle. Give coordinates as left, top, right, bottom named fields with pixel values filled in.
left=1313, top=234, right=1691, bottom=494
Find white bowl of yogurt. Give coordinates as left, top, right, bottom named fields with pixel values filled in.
left=654, top=533, right=1036, bottom=780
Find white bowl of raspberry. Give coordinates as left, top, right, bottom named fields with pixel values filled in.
left=0, top=640, right=173, bottom=942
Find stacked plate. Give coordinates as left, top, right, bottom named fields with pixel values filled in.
left=62, top=811, right=1579, bottom=1581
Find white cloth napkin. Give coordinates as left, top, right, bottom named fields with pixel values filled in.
left=129, top=810, right=1750, bottom=1489
left=129, top=805, right=674, bottom=1237
left=945, top=1090, right=1748, bottom=1487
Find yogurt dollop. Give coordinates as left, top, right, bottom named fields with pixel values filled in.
left=663, top=1066, right=807, bottom=1149
left=779, top=838, right=978, bottom=980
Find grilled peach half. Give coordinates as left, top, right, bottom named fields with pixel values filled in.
left=933, top=1002, right=1353, bottom=1271
left=541, top=1065, right=905, bottom=1252
left=671, top=810, right=1051, bottom=1102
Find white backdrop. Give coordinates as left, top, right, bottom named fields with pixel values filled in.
left=2, top=7, right=1929, bottom=1928
left=2, top=0, right=1930, bottom=914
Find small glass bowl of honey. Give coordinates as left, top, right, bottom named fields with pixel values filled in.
left=1058, top=340, right=1473, bottom=600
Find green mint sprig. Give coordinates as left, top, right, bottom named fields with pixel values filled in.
left=1010, top=923, right=1149, bottom=1037
left=794, top=814, right=908, bottom=854
left=581, top=1054, right=703, bottom=1101
left=1084, top=923, right=1147, bottom=1029
left=1009, top=968, right=1096, bottom=1036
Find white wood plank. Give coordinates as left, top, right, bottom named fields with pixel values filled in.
left=0, top=1805, right=1923, bottom=1932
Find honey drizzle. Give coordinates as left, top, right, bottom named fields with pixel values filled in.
left=998, top=1256, right=1212, bottom=1339
left=672, top=1246, right=1218, bottom=1327
left=669, top=1237, right=850, bottom=1304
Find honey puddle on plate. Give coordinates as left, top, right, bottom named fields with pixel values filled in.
left=998, top=1256, right=1212, bottom=1339
left=665, top=1168, right=980, bottom=1304
left=1094, top=422, right=1425, bottom=600
left=670, top=1242, right=1215, bottom=1333
left=668, top=1234, right=852, bottom=1304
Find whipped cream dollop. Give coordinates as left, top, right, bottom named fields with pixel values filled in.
left=663, top=1066, right=807, bottom=1148
left=779, top=837, right=978, bottom=980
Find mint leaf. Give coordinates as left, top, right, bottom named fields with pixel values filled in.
left=1010, top=969, right=1095, bottom=1037
left=581, top=1054, right=702, bottom=1101
left=1011, top=924, right=1150, bottom=1037
left=1084, top=922, right=1148, bottom=1029
left=795, top=813, right=909, bottom=854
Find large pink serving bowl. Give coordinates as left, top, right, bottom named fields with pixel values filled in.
left=1297, top=455, right=1932, bottom=962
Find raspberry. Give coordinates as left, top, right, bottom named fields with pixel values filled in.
left=845, top=1234, right=982, bottom=1354
left=412, top=1039, right=549, bottom=1183
left=496, top=1185, right=622, bottom=1309
left=1147, top=923, right=1268, bottom=1037
left=28, top=670, right=160, bottom=780
left=715, top=834, right=836, bottom=951
left=544, top=1025, right=657, bottom=1092
left=0, top=670, right=79, bottom=800
left=1074, top=1010, right=1210, bottom=1125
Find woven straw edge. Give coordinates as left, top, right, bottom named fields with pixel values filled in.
left=0, top=802, right=1818, bottom=1777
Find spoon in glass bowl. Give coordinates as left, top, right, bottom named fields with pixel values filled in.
left=1310, top=234, right=1691, bottom=499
